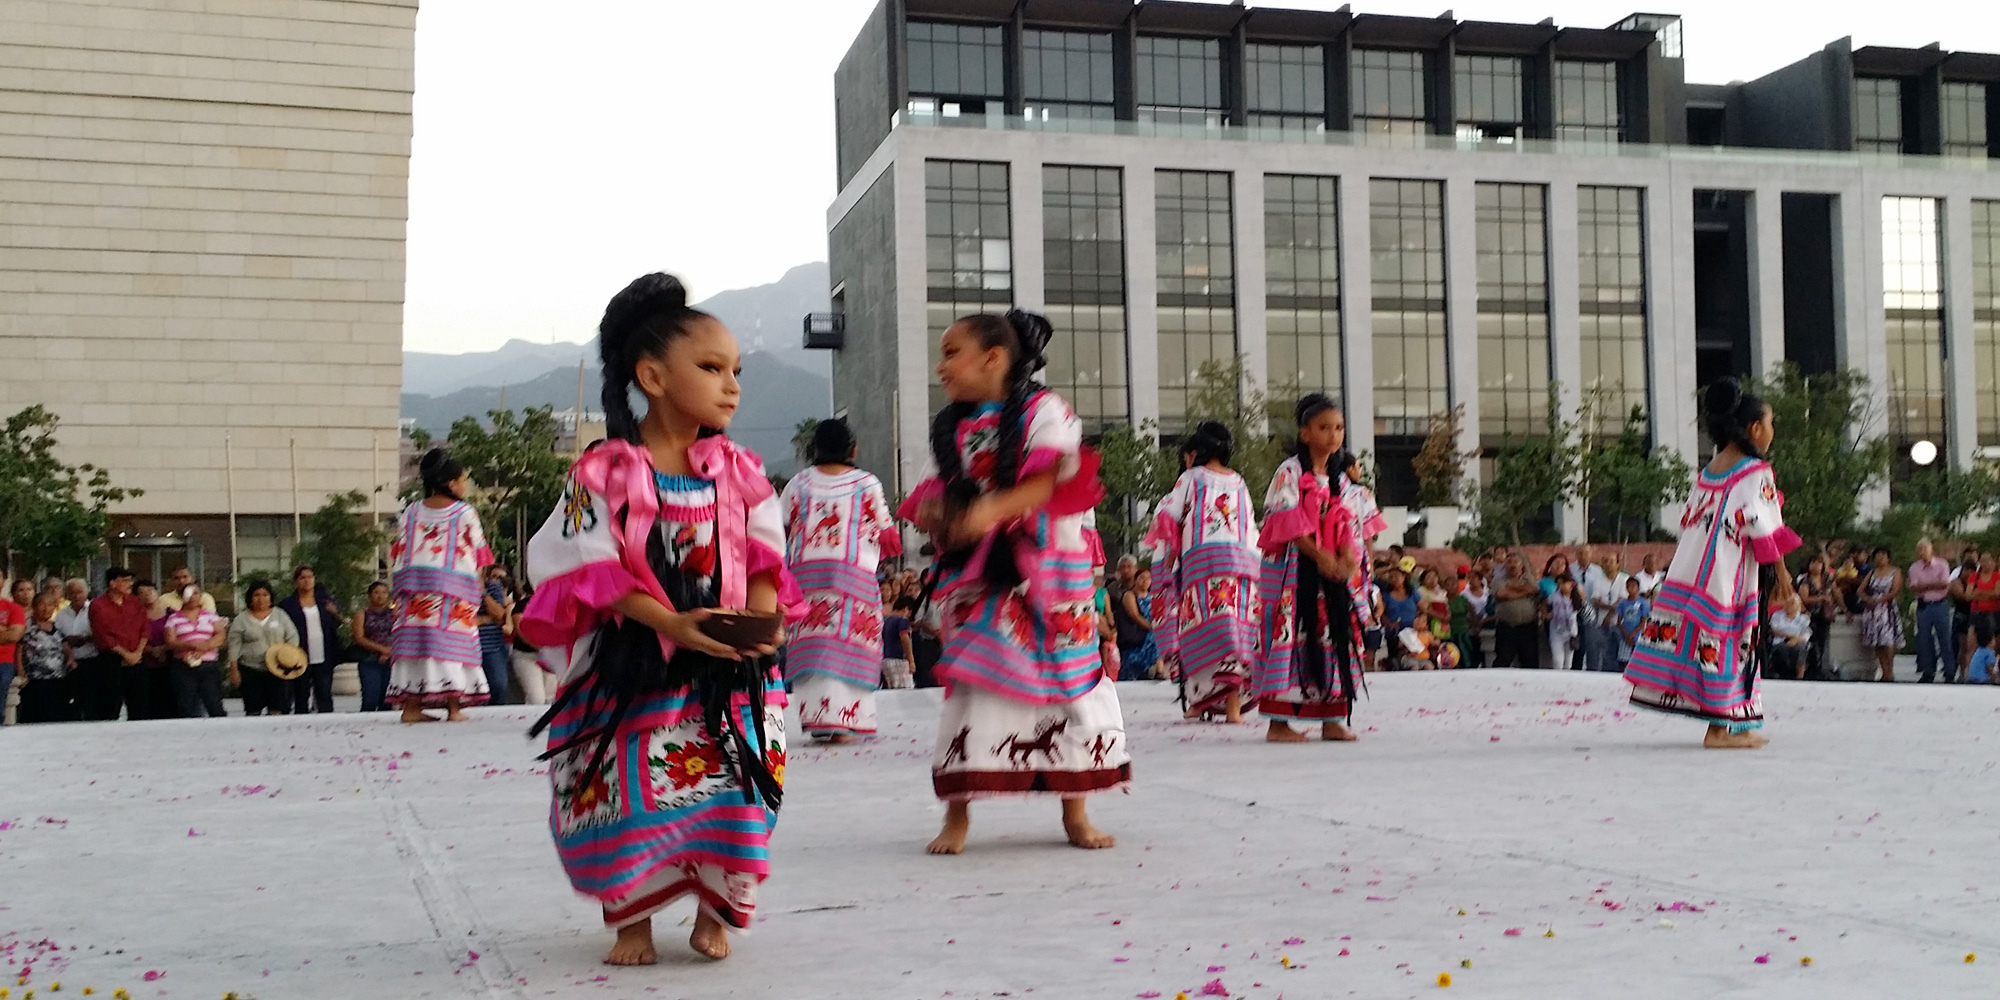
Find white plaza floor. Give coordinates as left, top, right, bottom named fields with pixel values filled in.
left=2, top=671, right=1997, bottom=1000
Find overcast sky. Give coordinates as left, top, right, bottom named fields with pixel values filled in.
left=400, top=0, right=1995, bottom=355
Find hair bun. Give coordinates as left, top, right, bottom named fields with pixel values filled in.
left=1295, top=392, right=1337, bottom=427
left=1704, top=377, right=1743, bottom=418
left=1004, top=309, right=1053, bottom=374
left=600, top=273, right=689, bottom=363
left=418, top=447, right=448, bottom=474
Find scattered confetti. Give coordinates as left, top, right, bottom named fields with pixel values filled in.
left=1196, top=980, right=1229, bottom=998
left=1754, top=954, right=1770, bottom=965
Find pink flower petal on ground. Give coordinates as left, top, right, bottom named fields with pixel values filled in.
left=1137, top=993, right=1162, bottom=998
left=1197, top=979, right=1231, bottom=997
left=1207, top=965, right=1226, bottom=972
left=1503, top=928, right=1523, bottom=937
left=142, top=970, right=164, bottom=981
left=467, top=950, right=479, bottom=961
left=186, top=828, right=203, bottom=837
left=1114, top=957, right=1129, bottom=963
left=1282, top=938, right=1304, bottom=946
left=1754, top=954, right=1771, bottom=964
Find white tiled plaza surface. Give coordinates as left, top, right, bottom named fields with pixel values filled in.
left=2, top=671, right=1996, bottom=999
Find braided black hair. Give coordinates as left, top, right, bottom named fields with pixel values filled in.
left=1184, top=420, right=1233, bottom=467
left=926, top=309, right=1054, bottom=505
left=1292, top=392, right=1341, bottom=473
left=597, top=273, right=718, bottom=444
left=809, top=418, right=856, bottom=467
left=1703, top=377, right=1769, bottom=458
left=418, top=448, right=463, bottom=499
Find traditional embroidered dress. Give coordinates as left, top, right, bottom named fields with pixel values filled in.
left=780, top=465, right=902, bottom=739
left=387, top=499, right=493, bottom=708
left=899, top=391, right=1132, bottom=800
left=1338, top=475, right=1388, bottom=624
left=1145, top=466, right=1261, bottom=717
left=521, top=438, right=802, bottom=933
left=1254, top=456, right=1360, bottom=722
left=1626, top=456, right=1800, bottom=730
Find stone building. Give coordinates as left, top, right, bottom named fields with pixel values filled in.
left=0, top=0, right=414, bottom=586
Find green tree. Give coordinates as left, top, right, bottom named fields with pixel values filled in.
left=1582, top=404, right=1691, bottom=542
left=1412, top=405, right=1470, bottom=508
left=1180, top=357, right=1296, bottom=514
left=1094, top=419, right=1178, bottom=562
left=792, top=417, right=821, bottom=466
left=420, top=407, right=572, bottom=571
left=0, top=405, right=143, bottom=576
left=1457, top=391, right=1577, bottom=550
left=1745, top=366, right=1892, bottom=556
left=290, top=490, right=389, bottom=607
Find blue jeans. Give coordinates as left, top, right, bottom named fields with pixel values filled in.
left=0, top=663, right=14, bottom=724
left=1915, top=600, right=1956, bottom=681
left=479, top=627, right=511, bottom=704
left=357, top=655, right=391, bottom=712
left=1581, top=622, right=1622, bottom=672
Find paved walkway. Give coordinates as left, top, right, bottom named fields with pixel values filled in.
left=1, top=672, right=1995, bottom=998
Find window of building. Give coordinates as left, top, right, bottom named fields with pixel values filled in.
left=1578, top=186, right=1650, bottom=437
left=925, top=159, right=1013, bottom=412
left=1137, top=36, right=1225, bottom=127
left=1351, top=49, right=1430, bottom=136
left=1972, top=201, right=2000, bottom=445
left=1474, top=183, right=1550, bottom=444
left=1453, top=54, right=1527, bottom=142
left=1023, top=30, right=1116, bottom=122
left=1156, top=170, right=1236, bottom=431
left=1882, top=196, right=1946, bottom=476
left=1554, top=60, right=1621, bottom=143
left=1265, top=175, right=1342, bottom=401
left=1246, top=43, right=1326, bottom=131
left=1854, top=77, right=1904, bottom=154
left=1944, top=82, right=1990, bottom=159
left=1370, top=178, right=1449, bottom=446
left=1043, top=166, right=1129, bottom=433
left=907, top=21, right=1005, bottom=118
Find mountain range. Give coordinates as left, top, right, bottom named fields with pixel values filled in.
left=401, top=262, right=833, bottom=472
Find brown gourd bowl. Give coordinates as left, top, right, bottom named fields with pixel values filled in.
left=698, top=610, right=783, bottom=650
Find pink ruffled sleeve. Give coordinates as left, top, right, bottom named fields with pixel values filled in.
left=1258, top=459, right=1325, bottom=556
left=521, top=474, right=631, bottom=649
left=1737, top=466, right=1802, bottom=564
left=897, top=477, right=942, bottom=523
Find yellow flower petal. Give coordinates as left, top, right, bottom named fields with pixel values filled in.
left=1437, top=972, right=1453, bottom=987
left=1800, top=957, right=1813, bottom=966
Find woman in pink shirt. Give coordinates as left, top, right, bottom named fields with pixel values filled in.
left=164, top=582, right=229, bottom=718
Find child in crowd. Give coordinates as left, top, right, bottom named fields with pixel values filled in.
left=1615, top=576, right=1649, bottom=670
left=1967, top=633, right=1997, bottom=685
left=1547, top=574, right=1581, bottom=669
left=882, top=595, right=916, bottom=690
left=901, top=309, right=1128, bottom=854
left=521, top=273, right=801, bottom=965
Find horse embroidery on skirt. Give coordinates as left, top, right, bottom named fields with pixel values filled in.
left=995, top=718, right=1067, bottom=767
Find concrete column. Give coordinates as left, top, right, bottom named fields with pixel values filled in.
left=1944, top=194, right=1978, bottom=469
left=1126, top=165, right=1161, bottom=432
left=1648, top=178, right=1698, bottom=531
left=1338, top=172, right=1375, bottom=460
left=1011, top=159, right=1046, bottom=311
left=1445, top=178, right=1482, bottom=477
left=1748, top=187, right=1787, bottom=379
left=893, top=154, right=933, bottom=493
left=1547, top=182, right=1585, bottom=542
left=1834, top=186, right=1891, bottom=517
left=1233, top=169, right=1270, bottom=406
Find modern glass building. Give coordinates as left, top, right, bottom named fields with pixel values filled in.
left=823, top=1, right=2000, bottom=537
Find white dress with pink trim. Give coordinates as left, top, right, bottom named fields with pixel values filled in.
left=1145, top=466, right=1261, bottom=718
left=780, top=465, right=903, bottom=739
left=386, top=499, right=493, bottom=708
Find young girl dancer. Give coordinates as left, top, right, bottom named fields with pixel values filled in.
left=902, top=310, right=1130, bottom=854
left=1255, top=394, right=1361, bottom=742
left=386, top=449, right=493, bottom=722
left=781, top=418, right=901, bottom=742
left=521, top=273, right=801, bottom=964
left=1626, top=378, right=1799, bottom=747
left=1145, top=420, right=1260, bottom=723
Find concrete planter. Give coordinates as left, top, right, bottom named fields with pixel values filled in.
left=1824, top=620, right=1873, bottom=681
left=1377, top=506, right=1410, bottom=548
left=332, top=661, right=361, bottom=696
left=1421, top=505, right=1459, bottom=549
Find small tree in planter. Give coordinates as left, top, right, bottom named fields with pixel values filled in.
left=1412, top=406, right=1470, bottom=547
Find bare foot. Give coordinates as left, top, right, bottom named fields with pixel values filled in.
left=927, top=802, right=970, bottom=855
left=1224, top=691, right=1243, bottom=725
left=1321, top=721, right=1359, bottom=742
left=399, top=707, right=437, bottom=724
left=1061, top=798, right=1116, bottom=849
left=688, top=910, right=730, bottom=960
left=1703, top=727, right=1769, bottom=749
left=825, top=733, right=856, bottom=745
left=445, top=710, right=470, bottom=722
left=605, top=918, right=658, bottom=966
left=1266, top=720, right=1310, bottom=742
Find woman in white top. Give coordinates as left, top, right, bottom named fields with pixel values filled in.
left=779, top=419, right=901, bottom=742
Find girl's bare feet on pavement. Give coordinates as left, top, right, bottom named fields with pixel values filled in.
left=927, top=802, right=970, bottom=854
left=1321, top=721, right=1358, bottom=741
left=1061, top=797, right=1115, bottom=849
left=400, top=706, right=436, bottom=724
left=1703, top=725, right=1768, bottom=749
left=689, top=910, right=730, bottom=960
left=1266, top=720, right=1310, bottom=742
left=606, top=918, right=657, bottom=966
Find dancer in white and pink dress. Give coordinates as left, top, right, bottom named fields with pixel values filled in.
left=1145, top=421, right=1260, bottom=723
left=780, top=418, right=902, bottom=742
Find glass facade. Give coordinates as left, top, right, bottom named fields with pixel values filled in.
left=1453, top=54, right=1527, bottom=141
left=1882, top=196, right=1946, bottom=463
left=1043, top=166, right=1129, bottom=433
left=1369, top=178, right=1449, bottom=440
left=1855, top=77, right=1903, bottom=154
left=1554, top=61, right=1621, bottom=143
left=1943, top=82, right=1989, bottom=159
left=925, top=159, right=1013, bottom=413
left=1577, top=187, right=1650, bottom=436
left=1246, top=43, right=1325, bottom=131
left=907, top=21, right=1004, bottom=116
left=1023, top=30, right=1116, bottom=122
left=1974, top=201, right=2000, bottom=445
left=1474, top=183, right=1550, bottom=442
left=1137, top=36, right=1225, bottom=127
left=1265, top=174, right=1342, bottom=401
left=1351, top=49, right=1430, bottom=136
left=1156, top=170, right=1236, bottom=432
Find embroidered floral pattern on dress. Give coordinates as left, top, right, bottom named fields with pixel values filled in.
left=553, top=752, right=621, bottom=834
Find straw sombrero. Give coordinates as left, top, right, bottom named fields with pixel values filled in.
left=265, top=642, right=309, bottom=680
